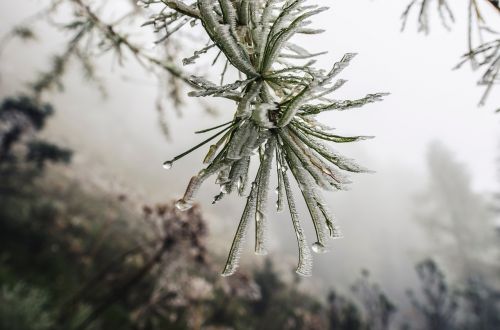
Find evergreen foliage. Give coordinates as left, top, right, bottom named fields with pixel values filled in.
left=1, top=0, right=389, bottom=275
left=152, top=0, right=387, bottom=276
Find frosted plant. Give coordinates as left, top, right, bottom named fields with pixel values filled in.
left=401, top=0, right=455, bottom=34
left=151, top=0, right=388, bottom=276
left=402, top=0, right=500, bottom=109
left=0, top=0, right=386, bottom=276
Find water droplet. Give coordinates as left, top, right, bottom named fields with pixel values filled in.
left=175, top=199, right=192, bottom=211
left=236, top=177, right=242, bottom=190
left=275, top=187, right=279, bottom=195
left=312, top=242, right=327, bottom=254
left=163, top=160, right=173, bottom=170
left=256, top=211, right=264, bottom=223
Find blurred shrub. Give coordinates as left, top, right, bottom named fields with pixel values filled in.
left=0, top=283, right=54, bottom=330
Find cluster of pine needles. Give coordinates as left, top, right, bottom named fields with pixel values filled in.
left=146, top=0, right=388, bottom=276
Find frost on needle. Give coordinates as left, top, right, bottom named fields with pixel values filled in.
left=154, top=0, right=388, bottom=276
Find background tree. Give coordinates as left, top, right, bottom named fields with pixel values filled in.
left=414, top=141, right=499, bottom=282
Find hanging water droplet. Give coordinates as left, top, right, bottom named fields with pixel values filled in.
left=236, top=177, right=242, bottom=191
left=163, top=160, right=173, bottom=170
left=312, top=242, right=327, bottom=254
left=256, top=211, right=264, bottom=223
left=275, top=187, right=279, bottom=195
left=221, top=184, right=229, bottom=194
left=175, top=199, right=193, bottom=211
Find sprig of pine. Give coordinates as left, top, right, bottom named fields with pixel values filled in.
left=152, top=0, right=388, bottom=276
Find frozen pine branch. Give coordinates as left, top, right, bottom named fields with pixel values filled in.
left=157, top=0, right=387, bottom=276
left=2, top=0, right=387, bottom=276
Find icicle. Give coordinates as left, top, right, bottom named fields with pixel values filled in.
left=254, top=138, right=276, bottom=255
left=285, top=149, right=329, bottom=248
left=222, top=182, right=258, bottom=276
left=282, top=168, right=313, bottom=276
